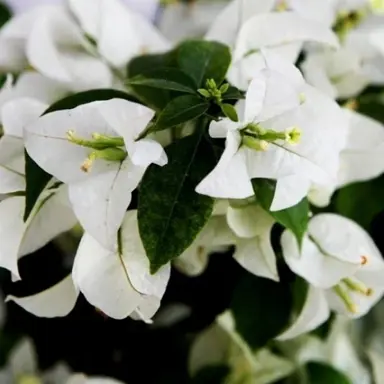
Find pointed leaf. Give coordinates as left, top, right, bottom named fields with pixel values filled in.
left=252, top=179, right=309, bottom=247
left=154, top=95, right=209, bottom=131
left=306, top=363, right=352, bottom=384
left=178, top=40, right=231, bottom=87
left=138, top=128, right=216, bottom=273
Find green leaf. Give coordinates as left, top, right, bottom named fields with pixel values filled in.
left=335, top=176, right=384, bottom=229
left=306, top=362, right=352, bottom=384
left=220, top=103, right=238, bottom=122
left=252, top=179, right=309, bottom=247
left=177, top=40, right=231, bottom=87
left=138, top=127, right=216, bottom=273
left=24, top=89, right=137, bottom=221
left=127, top=50, right=180, bottom=110
left=154, top=95, right=209, bottom=131
left=127, top=68, right=196, bottom=94
left=231, top=273, right=293, bottom=350
left=221, top=86, right=245, bottom=101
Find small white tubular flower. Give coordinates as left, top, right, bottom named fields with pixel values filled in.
left=174, top=215, right=237, bottom=277
left=228, top=11, right=338, bottom=90
left=6, top=275, right=79, bottom=318
left=0, top=185, right=77, bottom=279
left=69, top=0, right=169, bottom=69
left=25, top=98, right=167, bottom=249
left=228, top=205, right=279, bottom=281
left=73, top=210, right=170, bottom=321
left=197, top=52, right=347, bottom=211
left=310, top=109, right=384, bottom=207
left=282, top=213, right=384, bottom=318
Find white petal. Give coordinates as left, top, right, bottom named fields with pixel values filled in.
left=69, top=160, right=142, bottom=250
left=25, top=103, right=118, bottom=184
left=282, top=214, right=372, bottom=288
left=234, top=12, right=338, bottom=61
left=97, top=98, right=155, bottom=145
left=0, top=166, right=25, bottom=194
left=0, top=136, right=24, bottom=168
left=1, top=98, right=46, bottom=137
left=72, top=233, right=142, bottom=320
left=0, top=196, right=25, bottom=277
left=277, top=286, right=330, bottom=340
left=9, top=338, right=37, bottom=377
left=243, top=76, right=266, bottom=122
left=120, top=210, right=170, bottom=297
left=209, top=119, right=240, bottom=139
left=131, top=139, right=167, bottom=167
left=196, top=132, right=254, bottom=199
left=130, top=296, right=161, bottom=323
left=270, top=175, right=311, bottom=211
left=20, top=185, right=77, bottom=257
left=26, top=8, right=112, bottom=90
left=6, top=275, right=78, bottom=318
left=205, top=0, right=275, bottom=47
left=233, top=234, right=278, bottom=281
left=227, top=204, right=273, bottom=238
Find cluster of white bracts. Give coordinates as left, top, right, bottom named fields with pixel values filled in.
left=0, top=0, right=384, bottom=342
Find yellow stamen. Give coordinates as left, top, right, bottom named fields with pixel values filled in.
left=343, top=278, right=372, bottom=296
left=361, top=255, right=368, bottom=265
left=333, top=285, right=358, bottom=314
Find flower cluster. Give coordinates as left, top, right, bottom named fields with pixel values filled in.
left=1, top=0, right=384, bottom=382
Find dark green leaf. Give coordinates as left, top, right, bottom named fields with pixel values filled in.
left=127, top=50, right=180, bottom=110
left=231, top=273, right=293, bottom=350
left=127, top=68, right=196, bottom=94
left=221, top=86, right=245, bottom=101
left=306, top=362, right=352, bottom=384
left=221, top=103, right=238, bottom=122
left=154, top=95, right=209, bottom=131
left=24, top=89, right=137, bottom=221
left=252, top=179, right=309, bottom=247
left=138, top=128, right=216, bottom=273
left=0, top=2, right=11, bottom=28
left=335, top=176, right=384, bottom=229
left=192, top=365, right=230, bottom=384
left=177, top=40, right=231, bottom=87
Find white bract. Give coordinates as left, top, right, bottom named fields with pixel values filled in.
left=310, top=109, right=384, bottom=207
left=175, top=203, right=278, bottom=282
left=25, top=98, right=167, bottom=250
left=72, top=210, right=170, bottom=321
left=69, top=0, right=169, bottom=70
left=0, top=184, right=77, bottom=279
left=281, top=214, right=384, bottom=322
left=189, top=311, right=295, bottom=384
left=196, top=52, right=347, bottom=211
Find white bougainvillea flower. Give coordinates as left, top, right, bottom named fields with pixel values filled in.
left=0, top=338, right=73, bottom=383
left=69, top=0, right=170, bottom=69
left=73, top=210, right=170, bottom=321
left=227, top=204, right=278, bottom=281
left=175, top=204, right=278, bottom=281
left=0, top=184, right=77, bottom=279
left=25, top=98, right=167, bottom=249
left=310, top=109, right=384, bottom=207
left=196, top=52, right=347, bottom=211
left=6, top=275, right=79, bottom=318
left=225, top=10, right=338, bottom=89
left=189, top=311, right=294, bottom=383
left=282, top=213, right=384, bottom=318
left=174, top=215, right=237, bottom=277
